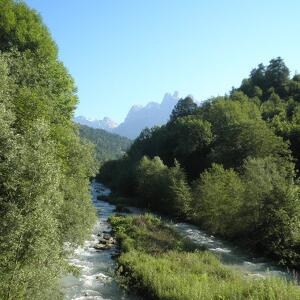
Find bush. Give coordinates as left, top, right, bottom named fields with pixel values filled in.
left=191, top=164, right=245, bottom=238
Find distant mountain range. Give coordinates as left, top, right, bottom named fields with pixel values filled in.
left=75, top=92, right=180, bottom=139
left=74, top=116, right=118, bottom=132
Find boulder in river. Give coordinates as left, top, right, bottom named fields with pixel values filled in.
left=94, top=243, right=113, bottom=250
left=96, top=273, right=111, bottom=282
left=103, top=233, right=111, bottom=240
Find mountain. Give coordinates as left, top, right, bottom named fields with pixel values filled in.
left=74, top=116, right=118, bottom=131
left=113, top=92, right=180, bottom=139
left=75, top=92, right=181, bottom=139
left=79, top=125, right=131, bottom=162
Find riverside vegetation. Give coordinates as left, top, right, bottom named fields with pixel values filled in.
left=0, top=1, right=97, bottom=299
left=98, top=57, right=300, bottom=272
left=1, top=0, right=300, bottom=299
left=110, top=214, right=300, bottom=300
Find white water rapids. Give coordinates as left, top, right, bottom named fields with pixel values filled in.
left=61, top=182, right=141, bottom=300
left=61, top=181, right=296, bottom=299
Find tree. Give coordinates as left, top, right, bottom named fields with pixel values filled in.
left=0, top=1, right=97, bottom=298
left=170, top=96, right=198, bottom=121
left=212, top=119, right=289, bottom=169
left=165, top=161, right=192, bottom=218
left=0, top=0, right=58, bottom=59
left=242, top=156, right=300, bottom=265
left=137, top=156, right=168, bottom=209
left=192, top=164, right=245, bottom=238
left=166, top=116, right=213, bottom=178
left=265, top=57, right=290, bottom=93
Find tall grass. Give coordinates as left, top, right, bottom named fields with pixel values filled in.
left=110, top=214, right=300, bottom=300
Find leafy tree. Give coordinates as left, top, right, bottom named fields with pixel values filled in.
left=170, top=96, right=198, bottom=121
left=165, top=161, right=192, bottom=218
left=242, top=156, right=300, bottom=265
left=0, top=121, right=66, bottom=300
left=165, top=116, right=213, bottom=177
left=0, top=1, right=97, bottom=298
left=192, top=164, right=245, bottom=238
left=136, top=157, right=192, bottom=216
left=0, top=0, right=58, bottom=58
left=201, top=96, right=261, bottom=135
left=265, top=57, right=290, bottom=93
left=250, top=63, right=266, bottom=88
left=137, top=156, right=168, bottom=209
left=210, top=119, right=289, bottom=169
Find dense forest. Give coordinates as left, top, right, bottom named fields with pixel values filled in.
left=99, top=57, right=300, bottom=269
left=0, top=1, right=97, bottom=299
left=79, top=124, right=131, bottom=162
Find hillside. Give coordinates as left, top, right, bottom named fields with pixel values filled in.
left=79, top=125, right=131, bottom=162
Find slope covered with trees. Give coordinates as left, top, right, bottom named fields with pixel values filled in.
left=79, top=124, right=131, bottom=162
left=0, top=1, right=97, bottom=299
left=99, top=57, right=300, bottom=269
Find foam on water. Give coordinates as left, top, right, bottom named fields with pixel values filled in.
left=61, top=182, right=140, bottom=300
left=174, top=222, right=295, bottom=280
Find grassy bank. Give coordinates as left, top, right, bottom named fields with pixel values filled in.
left=110, top=214, right=300, bottom=300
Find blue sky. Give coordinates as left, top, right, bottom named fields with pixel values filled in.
left=25, top=0, right=300, bottom=123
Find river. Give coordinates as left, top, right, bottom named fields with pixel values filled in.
left=61, top=181, right=141, bottom=300
left=61, top=181, right=296, bottom=299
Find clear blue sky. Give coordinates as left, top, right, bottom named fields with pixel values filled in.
left=25, top=0, right=300, bottom=123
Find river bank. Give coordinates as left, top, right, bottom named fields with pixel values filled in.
left=61, top=182, right=299, bottom=299
left=99, top=192, right=297, bottom=281
left=111, top=214, right=300, bottom=300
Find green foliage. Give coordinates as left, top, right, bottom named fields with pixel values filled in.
left=137, top=156, right=168, bottom=209
left=110, top=214, right=188, bottom=255
left=242, top=157, right=300, bottom=265
left=99, top=56, right=300, bottom=269
left=170, top=96, right=198, bottom=121
left=97, top=157, right=138, bottom=196
left=210, top=119, right=288, bottom=169
left=136, top=157, right=192, bottom=216
left=192, top=164, right=245, bottom=238
left=79, top=124, right=131, bottom=163
left=0, top=1, right=97, bottom=298
left=112, top=215, right=300, bottom=300
left=0, top=0, right=58, bottom=58
left=165, top=116, right=213, bottom=177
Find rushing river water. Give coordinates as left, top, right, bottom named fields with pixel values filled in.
left=62, top=181, right=296, bottom=299
left=173, top=223, right=293, bottom=280
left=61, top=182, right=141, bottom=300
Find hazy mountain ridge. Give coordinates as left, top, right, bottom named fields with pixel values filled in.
left=74, top=116, right=118, bottom=131
left=114, top=92, right=180, bottom=138
left=75, top=92, right=181, bottom=139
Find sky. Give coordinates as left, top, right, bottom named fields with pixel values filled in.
left=25, top=0, right=300, bottom=124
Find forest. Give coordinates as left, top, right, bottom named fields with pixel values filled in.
left=79, top=124, right=131, bottom=162
left=99, top=57, right=300, bottom=269
left=0, top=1, right=97, bottom=299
